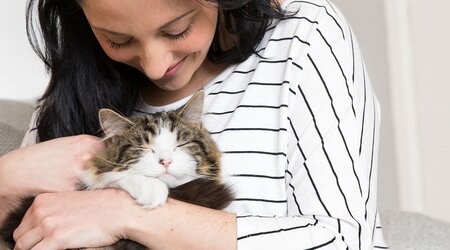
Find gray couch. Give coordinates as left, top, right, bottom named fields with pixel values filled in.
left=1, top=99, right=450, bottom=249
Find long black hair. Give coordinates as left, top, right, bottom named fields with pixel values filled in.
left=26, top=0, right=285, bottom=142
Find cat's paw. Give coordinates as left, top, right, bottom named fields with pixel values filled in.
left=135, top=180, right=169, bottom=209
left=118, top=175, right=169, bottom=209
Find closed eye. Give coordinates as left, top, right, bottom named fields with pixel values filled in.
left=135, top=146, right=155, bottom=153
left=106, top=38, right=134, bottom=50
left=176, top=141, right=193, bottom=148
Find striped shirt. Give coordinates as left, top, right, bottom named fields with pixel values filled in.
left=21, top=0, right=388, bottom=249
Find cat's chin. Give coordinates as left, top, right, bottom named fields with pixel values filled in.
left=159, top=174, right=196, bottom=188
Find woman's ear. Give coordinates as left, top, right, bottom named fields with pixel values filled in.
left=98, top=109, right=134, bottom=138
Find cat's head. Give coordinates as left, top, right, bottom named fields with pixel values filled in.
left=95, top=90, right=221, bottom=188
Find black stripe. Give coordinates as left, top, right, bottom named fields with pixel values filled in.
left=289, top=88, right=297, bottom=95
left=205, top=104, right=288, bottom=116
left=372, top=210, right=378, bottom=241
left=365, top=97, right=377, bottom=220
left=288, top=117, right=331, bottom=216
left=213, top=80, right=224, bottom=85
left=268, top=35, right=311, bottom=46
left=316, top=28, right=356, bottom=117
left=208, top=90, right=245, bottom=96
left=359, top=66, right=367, bottom=155
left=304, top=237, right=336, bottom=250
left=290, top=1, right=345, bottom=40
left=234, top=198, right=287, bottom=203
left=233, top=69, right=256, bottom=74
left=209, top=127, right=287, bottom=135
left=288, top=182, right=303, bottom=215
left=324, top=0, right=340, bottom=20
left=307, top=54, right=362, bottom=196
left=232, top=174, right=285, bottom=179
left=260, top=58, right=294, bottom=64
left=374, top=247, right=389, bottom=249
left=30, top=127, right=37, bottom=132
left=292, top=61, right=304, bottom=70
left=337, top=218, right=341, bottom=233
left=280, top=16, right=319, bottom=25
left=237, top=223, right=314, bottom=240
left=350, top=29, right=356, bottom=83
left=285, top=169, right=293, bottom=179
left=249, top=81, right=290, bottom=86
left=223, top=151, right=287, bottom=157
left=259, top=58, right=304, bottom=70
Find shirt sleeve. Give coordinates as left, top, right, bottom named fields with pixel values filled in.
left=236, top=0, right=385, bottom=249
left=20, top=108, right=39, bottom=147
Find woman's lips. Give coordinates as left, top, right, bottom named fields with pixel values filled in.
left=164, top=56, right=187, bottom=77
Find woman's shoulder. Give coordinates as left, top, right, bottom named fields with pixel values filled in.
left=277, top=0, right=352, bottom=39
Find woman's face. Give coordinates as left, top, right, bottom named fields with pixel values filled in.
left=79, top=0, right=218, bottom=92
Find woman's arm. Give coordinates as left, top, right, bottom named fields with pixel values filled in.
left=0, top=135, right=104, bottom=224
left=127, top=198, right=236, bottom=250
left=12, top=189, right=236, bottom=250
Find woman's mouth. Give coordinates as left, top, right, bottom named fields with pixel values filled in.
left=164, top=56, right=187, bottom=77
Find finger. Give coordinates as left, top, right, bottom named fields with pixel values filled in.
left=13, top=204, right=36, bottom=241
left=30, top=237, right=60, bottom=250
left=14, top=227, right=43, bottom=250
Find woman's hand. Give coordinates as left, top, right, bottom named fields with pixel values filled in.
left=0, top=135, right=105, bottom=223
left=13, top=189, right=134, bottom=250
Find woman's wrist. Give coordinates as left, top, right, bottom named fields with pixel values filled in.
left=124, top=198, right=237, bottom=249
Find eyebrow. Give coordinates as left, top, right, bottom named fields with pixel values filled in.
left=92, top=7, right=198, bottom=36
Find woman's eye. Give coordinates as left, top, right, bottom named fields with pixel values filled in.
left=106, top=38, right=133, bottom=50
left=165, top=24, right=193, bottom=41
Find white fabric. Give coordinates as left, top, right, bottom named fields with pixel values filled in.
left=20, top=0, right=388, bottom=248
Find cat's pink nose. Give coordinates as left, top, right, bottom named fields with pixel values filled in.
left=159, top=159, right=172, bottom=169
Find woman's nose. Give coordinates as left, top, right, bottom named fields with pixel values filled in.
left=140, top=42, right=172, bottom=80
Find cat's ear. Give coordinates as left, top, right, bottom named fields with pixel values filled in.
left=177, top=90, right=204, bottom=124
left=98, top=109, right=134, bottom=138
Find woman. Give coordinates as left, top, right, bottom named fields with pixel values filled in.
left=0, top=0, right=388, bottom=249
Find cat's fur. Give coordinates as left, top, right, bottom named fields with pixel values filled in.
left=0, top=91, right=233, bottom=250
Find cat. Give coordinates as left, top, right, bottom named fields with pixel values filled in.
left=0, top=90, right=234, bottom=250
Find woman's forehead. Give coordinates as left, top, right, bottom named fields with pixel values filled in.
left=79, top=0, right=201, bottom=27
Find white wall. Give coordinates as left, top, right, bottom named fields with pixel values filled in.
left=333, top=0, right=399, bottom=211
left=0, top=0, right=49, bottom=102
left=410, top=0, right=450, bottom=222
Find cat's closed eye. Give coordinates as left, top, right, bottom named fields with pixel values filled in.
left=176, top=141, right=194, bottom=149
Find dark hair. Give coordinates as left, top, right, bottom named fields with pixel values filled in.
left=26, top=0, right=285, bottom=142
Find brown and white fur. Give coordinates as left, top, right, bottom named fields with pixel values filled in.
left=1, top=91, right=233, bottom=250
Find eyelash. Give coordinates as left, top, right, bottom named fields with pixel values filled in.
left=105, top=24, right=193, bottom=50
left=176, top=141, right=193, bottom=149
left=106, top=39, right=133, bottom=50
left=165, top=24, right=193, bottom=41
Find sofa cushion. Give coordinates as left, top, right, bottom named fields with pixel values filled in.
left=381, top=210, right=450, bottom=249
left=0, top=123, right=25, bottom=157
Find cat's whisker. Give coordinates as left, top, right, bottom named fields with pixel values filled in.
left=93, top=153, right=130, bottom=167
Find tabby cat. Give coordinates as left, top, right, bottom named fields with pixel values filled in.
left=0, top=91, right=233, bottom=250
